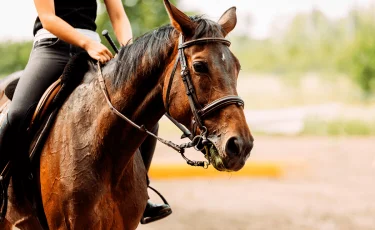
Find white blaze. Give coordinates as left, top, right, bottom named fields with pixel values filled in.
left=222, top=53, right=226, bottom=62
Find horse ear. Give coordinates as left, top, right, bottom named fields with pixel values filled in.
left=218, top=7, right=237, bottom=37
left=163, top=0, right=196, bottom=37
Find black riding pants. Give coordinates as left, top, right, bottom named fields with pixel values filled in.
left=8, top=38, right=78, bottom=133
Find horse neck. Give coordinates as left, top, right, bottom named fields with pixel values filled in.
left=105, top=57, right=171, bottom=130
left=99, top=40, right=177, bottom=183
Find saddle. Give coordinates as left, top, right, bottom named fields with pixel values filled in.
left=2, top=77, right=62, bottom=128
left=0, top=52, right=91, bottom=227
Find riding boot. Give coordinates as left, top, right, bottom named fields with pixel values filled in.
left=140, top=124, right=158, bottom=172
left=0, top=115, right=17, bottom=221
left=140, top=123, right=172, bottom=224
left=0, top=114, right=32, bottom=180
left=0, top=114, right=34, bottom=221
left=0, top=115, right=16, bottom=171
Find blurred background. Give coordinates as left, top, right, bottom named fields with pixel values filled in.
left=1, top=0, right=375, bottom=229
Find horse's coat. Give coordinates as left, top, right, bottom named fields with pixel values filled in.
left=0, top=1, right=253, bottom=229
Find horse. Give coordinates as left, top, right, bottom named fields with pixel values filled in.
left=0, top=0, right=254, bottom=229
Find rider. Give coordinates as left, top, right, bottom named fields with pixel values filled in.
left=0, top=0, right=170, bottom=224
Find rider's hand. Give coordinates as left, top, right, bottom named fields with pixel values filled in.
left=84, top=40, right=113, bottom=64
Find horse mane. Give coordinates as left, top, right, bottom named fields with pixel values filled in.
left=111, top=15, right=225, bottom=89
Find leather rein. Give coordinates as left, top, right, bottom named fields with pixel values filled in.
left=96, top=34, right=244, bottom=168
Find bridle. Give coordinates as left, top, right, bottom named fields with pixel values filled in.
left=96, top=34, right=244, bottom=168
left=165, top=35, right=244, bottom=142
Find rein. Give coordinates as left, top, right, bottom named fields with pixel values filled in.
left=96, top=61, right=209, bottom=168
left=95, top=34, right=244, bottom=168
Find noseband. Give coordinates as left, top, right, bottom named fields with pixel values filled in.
left=165, top=35, right=244, bottom=140
left=96, top=34, right=244, bottom=168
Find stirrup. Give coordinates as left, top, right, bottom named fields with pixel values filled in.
left=140, top=207, right=172, bottom=224
left=148, top=185, right=169, bottom=205
left=140, top=186, right=172, bottom=224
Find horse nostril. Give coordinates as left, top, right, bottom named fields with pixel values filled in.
left=225, top=137, right=254, bottom=157
left=225, top=137, right=241, bottom=157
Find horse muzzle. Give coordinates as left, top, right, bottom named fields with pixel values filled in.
left=206, top=134, right=253, bottom=172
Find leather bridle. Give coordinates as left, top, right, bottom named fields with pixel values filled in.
left=96, top=34, right=244, bottom=168
left=165, top=35, right=244, bottom=141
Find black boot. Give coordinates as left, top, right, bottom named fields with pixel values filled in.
left=0, top=115, right=15, bottom=221
left=0, top=113, right=33, bottom=186
left=0, top=114, right=34, bottom=221
left=0, top=115, right=14, bottom=171
left=140, top=123, right=172, bottom=224
left=140, top=200, right=172, bottom=224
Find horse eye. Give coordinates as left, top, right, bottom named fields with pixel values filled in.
left=193, top=62, right=208, bottom=73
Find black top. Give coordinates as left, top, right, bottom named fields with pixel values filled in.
left=33, top=0, right=97, bottom=35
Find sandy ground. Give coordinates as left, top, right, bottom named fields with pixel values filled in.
left=138, top=135, right=375, bottom=230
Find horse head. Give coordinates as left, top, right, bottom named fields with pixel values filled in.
left=162, top=0, right=254, bottom=172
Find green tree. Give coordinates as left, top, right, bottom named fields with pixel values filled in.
left=96, top=0, right=178, bottom=52
left=0, top=41, right=32, bottom=77
left=348, top=22, right=375, bottom=95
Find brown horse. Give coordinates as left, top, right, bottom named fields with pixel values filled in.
left=0, top=0, right=253, bottom=229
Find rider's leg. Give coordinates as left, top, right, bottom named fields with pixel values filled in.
left=0, top=38, right=70, bottom=174
left=0, top=115, right=16, bottom=171
left=140, top=123, right=158, bottom=171
left=139, top=123, right=172, bottom=224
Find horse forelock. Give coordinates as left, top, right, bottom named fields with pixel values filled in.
left=190, top=15, right=225, bottom=39
left=111, top=15, right=225, bottom=89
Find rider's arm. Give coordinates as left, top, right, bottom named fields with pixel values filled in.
left=104, top=0, right=133, bottom=46
left=33, top=0, right=113, bottom=63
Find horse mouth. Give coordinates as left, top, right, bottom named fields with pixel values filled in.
left=205, top=135, right=247, bottom=172
left=205, top=139, right=231, bottom=172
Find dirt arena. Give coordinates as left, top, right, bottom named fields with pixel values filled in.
left=138, top=135, right=375, bottom=230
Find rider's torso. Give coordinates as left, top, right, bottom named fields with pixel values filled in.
left=33, top=0, right=98, bottom=35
